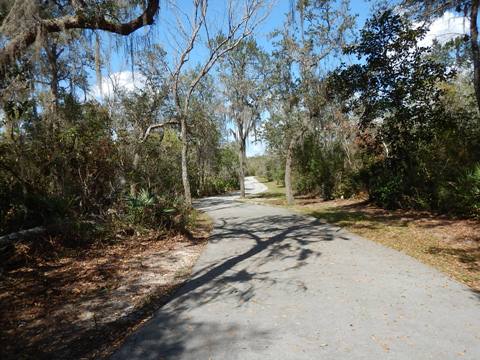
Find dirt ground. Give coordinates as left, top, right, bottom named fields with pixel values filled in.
left=0, top=215, right=211, bottom=360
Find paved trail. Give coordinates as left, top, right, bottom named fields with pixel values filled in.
left=113, top=177, right=480, bottom=359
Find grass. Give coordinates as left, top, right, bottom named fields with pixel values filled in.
left=258, top=177, right=286, bottom=195
left=248, top=177, right=480, bottom=291
left=245, top=177, right=287, bottom=205
left=188, top=209, right=214, bottom=238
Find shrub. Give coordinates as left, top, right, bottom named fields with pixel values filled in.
left=436, top=165, right=480, bottom=217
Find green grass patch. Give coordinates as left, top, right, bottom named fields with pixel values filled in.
left=245, top=177, right=287, bottom=205
left=257, top=177, right=285, bottom=194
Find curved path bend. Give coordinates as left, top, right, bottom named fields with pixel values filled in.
left=113, top=177, right=480, bottom=359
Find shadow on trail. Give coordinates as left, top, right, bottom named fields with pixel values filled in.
left=112, top=210, right=345, bottom=359
left=175, top=214, right=334, bottom=304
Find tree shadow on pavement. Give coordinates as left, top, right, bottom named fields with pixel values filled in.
left=112, top=213, right=344, bottom=359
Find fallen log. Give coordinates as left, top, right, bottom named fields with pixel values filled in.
left=0, top=226, right=47, bottom=247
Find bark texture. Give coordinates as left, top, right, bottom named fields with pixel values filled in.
left=238, top=138, right=246, bottom=198
left=180, top=116, right=192, bottom=207
left=471, top=0, right=480, bottom=114
left=285, top=138, right=295, bottom=206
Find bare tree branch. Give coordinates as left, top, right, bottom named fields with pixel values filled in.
left=141, top=119, right=178, bottom=142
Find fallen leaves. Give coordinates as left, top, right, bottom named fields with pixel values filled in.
left=0, top=212, right=212, bottom=359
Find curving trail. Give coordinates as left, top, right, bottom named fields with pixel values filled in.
left=112, top=176, right=480, bottom=360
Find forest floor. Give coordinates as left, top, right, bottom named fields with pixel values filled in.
left=0, top=212, right=212, bottom=360
left=245, top=178, right=480, bottom=292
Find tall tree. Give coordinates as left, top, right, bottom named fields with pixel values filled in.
left=112, top=44, right=171, bottom=196
left=143, top=0, right=268, bottom=206
left=266, top=0, right=354, bottom=204
left=332, top=10, right=452, bottom=207
left=218, top=39, right=270, bottom=198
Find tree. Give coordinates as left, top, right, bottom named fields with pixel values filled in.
left=143, top=0, right=268, bottom=206
left=218, top=39, right=270, bottom=198
left=0, top=0, right=160, bottom=72
left=0, top=0, right=263, bottom=258
left=266, top=0, right=354, bottom=204
left=266, top=27, right=301, bottom=205
left=402, top=0, right=480, bottom=113
left=112, top=44, right=171, bottom=196
left=332, top=9, right=452, bottom=207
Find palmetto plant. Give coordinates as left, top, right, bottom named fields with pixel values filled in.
left=129, top=189, right=155, bottom=207
left=125, top=188, right=156, bottom=225
left=125, top=189, right=180, bottom=228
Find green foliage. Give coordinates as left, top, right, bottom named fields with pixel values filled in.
left=195, top=145, right=240, bottom=196
left=362, top=163, right=406, bottom=209
left=1, top=100, right=118, bottom=234
left=124, top=188, right=189, bottom=230
left=2, top=0, right=480, bottom=258
left=272, top=7, right=480, bottom=218
left=267, top=156, right=285, bottom=184
left=122, top=128, right=184, bottom=200
left=436, top=165, right=480, bottom=217
left=0, top=83, right=241, bottom=238
left=125, top=188, right=155, bottom=223
left=294, top=133, right=359, bottom=200
left=327, top=9, right=480, bottom=215
left=0, top=93, right=233, bottom=240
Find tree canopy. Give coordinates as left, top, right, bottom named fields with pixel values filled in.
left=1, top=0, right=479, bottom=249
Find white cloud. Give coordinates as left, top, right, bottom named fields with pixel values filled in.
left=418, top=11, right=467, bottom=47
left=89, top=71, right=146, bottom=100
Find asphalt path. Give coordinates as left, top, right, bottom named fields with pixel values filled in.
left=112, top=176, right=480, bottom=359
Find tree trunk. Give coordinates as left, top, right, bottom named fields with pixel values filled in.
left=48, top=46, right=59, bottom=113
left=45, top=42, right=60, bottom=141
left=238, top=138, right=246, bottom=198
left=471, top=0, right=480, bottom=114
left=285, top=138, right=295, bottom=206
left=180, top=116, right=192, bottom=207
left=199, top=157, right=205, bottom=196
left=130, top=152, right=140, bottom=196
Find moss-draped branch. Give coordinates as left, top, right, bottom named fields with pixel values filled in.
left=0, top=0, right=159, bottom=71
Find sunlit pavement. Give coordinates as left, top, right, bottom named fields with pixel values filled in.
left=112, top=177, right=480, bottom=360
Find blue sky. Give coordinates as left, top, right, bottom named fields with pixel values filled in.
left=94, top=1, right=373, bottom=156
left=93, top=0, right=466, bottom=156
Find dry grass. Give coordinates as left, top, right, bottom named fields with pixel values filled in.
left=247, top=178, right=480, bottom=291
left=0, top=211, right=213, bottom=360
